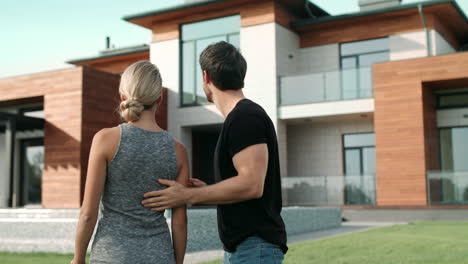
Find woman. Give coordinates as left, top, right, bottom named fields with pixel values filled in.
left=71, top=60, right=188, bottom=264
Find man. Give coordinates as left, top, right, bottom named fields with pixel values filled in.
left=142, top=41, right=287, bottom=264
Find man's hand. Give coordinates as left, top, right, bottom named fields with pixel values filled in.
left=188, top=178, right=207, bottom=187
left=142, top=179, right=191, bottom=211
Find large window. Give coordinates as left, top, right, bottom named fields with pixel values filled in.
left=340, top=38, right=389, bottom=99
left=437, top=92, right=468, bottom=109
left=343, top=133, right=376, bottom=205
left=181, top=15, right=240, bottom=106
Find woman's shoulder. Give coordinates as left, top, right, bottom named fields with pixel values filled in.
left=94, top=126, right=121, bottom=143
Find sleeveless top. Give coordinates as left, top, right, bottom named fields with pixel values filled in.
left=89, top=123, right=178, bottom=264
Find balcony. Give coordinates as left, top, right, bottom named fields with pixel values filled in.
left=427, top=171, right=468, bottom=205
left=281, top=175, right=376, bottom=206
left=280, top=67, right=373, bottom=106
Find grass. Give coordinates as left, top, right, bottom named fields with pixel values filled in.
left=2, top=222, right=467, bottom=264
left=201, top=222, right=468, bottom=264
left=0, top=252, right=80, bottom=264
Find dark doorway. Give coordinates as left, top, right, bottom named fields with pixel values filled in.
left=191, top=124, right=222, bottom=186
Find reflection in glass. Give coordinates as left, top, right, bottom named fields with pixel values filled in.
left=195, top=36, right=227, bottom=105
left=440, top=127, right=468, bottom=171
left=341, top=37, right=389, bottom=56
left=23, top=144, right=44, bottom=204
left=182, top=41, right=196, bottom=105
left=344, top=133, right=375, bottom=148
left=438, top=93, right=468, bottom=108
left=181, top=15, right=240, bottom=106
left=344, top=133, right=376, bottom=205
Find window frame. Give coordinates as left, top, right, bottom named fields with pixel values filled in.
left=179, top=15, right=241, bottom=107
left=436, top=91, right=468, bottom=109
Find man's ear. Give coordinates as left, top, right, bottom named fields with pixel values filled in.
left=203, top=70, right=211, bottom=84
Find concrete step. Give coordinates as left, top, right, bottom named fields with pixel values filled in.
left=0, top=209, right=79, bottom=219
left=343, top=209, right=468, bottom=222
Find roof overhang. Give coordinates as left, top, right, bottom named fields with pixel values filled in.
left=67, top=45, right=149, bottom=65
left=123, top=0, right=329, bottom=29
left=292, top=0, right=468, bottom=47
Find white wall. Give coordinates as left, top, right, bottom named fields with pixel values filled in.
left=390, top=29, right=455, bottom=61
left=287, top=116, right=374, bottom=178
left=279, top=98, right=374, bottom=120
left=0, top=133, right=8, bottom=207
left=151, top=39, right=223, bottom=169
left=390, top=30, right=428, bottom=60
left=296, top=44, right=340, bottom=75
left=275, top=24, right=301, bottom=179
left=241, top=23, right=278, bottom=124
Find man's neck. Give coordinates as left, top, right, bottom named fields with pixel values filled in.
left=213, top=90, right=246, bottom=119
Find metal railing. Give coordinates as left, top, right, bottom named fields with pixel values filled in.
left=281, top=175, right=376, bottom=206
left=427, top=171, right=468, bottom=205
left=280, top=67, right=373, bottom=105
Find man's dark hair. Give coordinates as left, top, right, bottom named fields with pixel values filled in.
left=199, top=41, right=247, bottom=91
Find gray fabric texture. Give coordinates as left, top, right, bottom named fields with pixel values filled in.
left=89, top=123, right=178, bottom=264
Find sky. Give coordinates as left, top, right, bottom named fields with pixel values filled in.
left=1, top=0, right=467, bottom=78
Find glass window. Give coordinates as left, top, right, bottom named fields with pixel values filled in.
left=21, top=139, right=44, bottom=205
left=341, top=57, right=357, bottom=69
left=341, top=38, right=389, bottom=56
left=181, top=16, right=240, bottom=41
left=343, top=133, right=376, bottom=205
left=358, top=52, right=390, bottom=66
left=438, top=93, right=468, bottom=108
left=181, top=15, right=241, bottom=106
left=345, top=149, right=361, bottom=176
left=440, top=127, right=468, bottom=171
left=340, top=38, right=388, bottom=100
left=344, top=133, right=375, bottom=148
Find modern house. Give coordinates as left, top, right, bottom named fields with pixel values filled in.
left=1, top=0, right=467, bottom=209
left=0, top=45, right=167, bottom=208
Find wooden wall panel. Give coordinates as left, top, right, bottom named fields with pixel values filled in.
left=0, top=68, right=84, bottom=208
left=298, top=3, right=467, bottom=49
left=80, top=67, right=121, bottom=203
left=72, top=51, right=149, bottom=75
left=373, top=51, right=468, bottom=206
left=150, top=0, right=300, bottom=43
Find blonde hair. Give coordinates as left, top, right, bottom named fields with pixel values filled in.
left=119, top=60, right=163, bottom=122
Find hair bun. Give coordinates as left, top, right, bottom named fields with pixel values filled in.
left=119, top=99, right=145, bottom=122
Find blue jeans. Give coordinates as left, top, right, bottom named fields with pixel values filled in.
left=223, top=236, right=285, bottom=264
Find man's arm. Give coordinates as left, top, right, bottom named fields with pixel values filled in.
left=142, top=143, right=268, bottom=211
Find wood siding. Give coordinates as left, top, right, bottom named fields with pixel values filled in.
left=0, top=68, right=84, bottom=208
left=373, top=51, right=468, bottom=206
left=298, top=3, right=468, bottom=49
left=71, top=51, right=149, bottom=74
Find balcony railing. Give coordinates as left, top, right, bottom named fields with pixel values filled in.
left=280, top=67, right=373, bottom=106
left=427, top=171, right=468, bottom=205
left=281, top=175, right=376, bottom=206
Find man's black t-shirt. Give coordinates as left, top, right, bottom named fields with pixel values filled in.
left=214, top=98, right=288, bottom=254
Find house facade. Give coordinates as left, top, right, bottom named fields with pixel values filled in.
left=0, top=0, right=467, bottom=208
left=124, top=0, right=468, bottom=207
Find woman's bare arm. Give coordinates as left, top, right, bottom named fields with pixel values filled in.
left=72, top=127, right=119, bottom=264
left=171, top=140, right=189, bottom=264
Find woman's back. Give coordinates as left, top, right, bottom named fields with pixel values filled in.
left=90, top=123, right=178, bottom=264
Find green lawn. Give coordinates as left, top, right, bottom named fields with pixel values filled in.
left=2, top=222, right=467, bottom=264
left=202, top=222, right=468, bottom=264
left=0, top=252, right=79, bottom=264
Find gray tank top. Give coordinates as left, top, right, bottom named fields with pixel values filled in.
left=89, top=123, right=178, bottom=264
